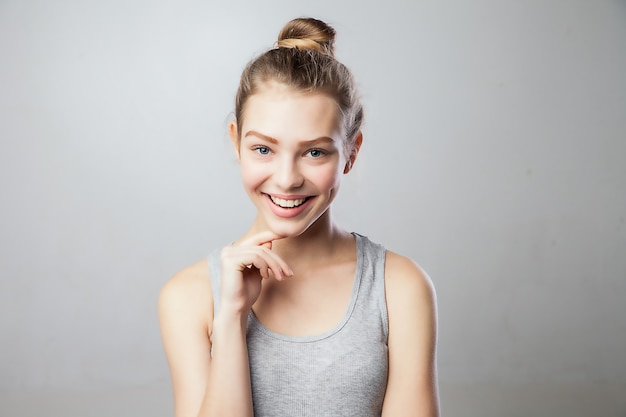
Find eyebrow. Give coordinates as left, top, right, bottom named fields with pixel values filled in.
left=244, top=130, right=335, bottom=146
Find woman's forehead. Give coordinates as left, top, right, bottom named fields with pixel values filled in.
left=242, top=88, right=341, bottom=138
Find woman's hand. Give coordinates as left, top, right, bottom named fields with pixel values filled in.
left=218, top=231, right=293, bottom=317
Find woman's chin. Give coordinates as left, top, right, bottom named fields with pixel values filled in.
left=265, top=221, right=309, bottom=240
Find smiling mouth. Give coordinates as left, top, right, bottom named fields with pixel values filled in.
left=268, top=195, right=310, bottom=208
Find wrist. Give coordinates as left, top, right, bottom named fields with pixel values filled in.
left=214, top=307, right=249, bottom=331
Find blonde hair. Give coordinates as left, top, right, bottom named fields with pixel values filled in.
left=234, top=17, right=363, bottom=157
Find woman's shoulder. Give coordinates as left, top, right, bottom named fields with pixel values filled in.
left=383, top=250, right=436, bottom=308
left=380, top=250, right=440, bottom=417
left=158, top=258, right=214, bottom=322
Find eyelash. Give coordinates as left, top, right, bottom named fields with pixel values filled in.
left=306, top=148, right=327, bottom=158
left=252, top=146, right=271, bottom=155
left=251, top=146, right=328, bottom=158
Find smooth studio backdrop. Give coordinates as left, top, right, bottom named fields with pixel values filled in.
left=1, top=1, right=625, bottom=416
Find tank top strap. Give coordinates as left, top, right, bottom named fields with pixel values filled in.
left=351, top=232, right=389, bottom=340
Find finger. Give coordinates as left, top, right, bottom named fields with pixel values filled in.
left=237, top=230, right=285, bottom=248
left=251, top=249, right=291, bottom=281
left=258, top=265, right=269, bottom=280
left=223, top=245, right=292, bottom=279
left=259, top=246, right=293, bottom=278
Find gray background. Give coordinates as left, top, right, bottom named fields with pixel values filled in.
left=1, top=0, right=625, bottom=416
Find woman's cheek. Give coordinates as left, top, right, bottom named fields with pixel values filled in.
left=311, top=164, right=342, bottom=193
left=240, top=161, right=268, bottom=191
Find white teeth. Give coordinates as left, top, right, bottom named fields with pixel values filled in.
left=270, top=196, right=307, bottom=208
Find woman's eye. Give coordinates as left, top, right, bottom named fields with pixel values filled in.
left=254, top=146, right=271, bottom=155
left=307, top=149, right=326, bottom=158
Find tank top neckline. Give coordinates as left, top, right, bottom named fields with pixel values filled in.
left=247, top=232, right=365, bottom=344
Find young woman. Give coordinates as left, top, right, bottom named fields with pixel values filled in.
left=158, top=17, right=439, bottom=417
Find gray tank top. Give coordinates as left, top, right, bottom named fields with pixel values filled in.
left=208, top=233, right=389, bottom=416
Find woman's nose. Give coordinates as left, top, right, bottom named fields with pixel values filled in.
left=274, top=157, right=304, bottom=190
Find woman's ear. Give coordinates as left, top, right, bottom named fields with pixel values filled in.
left=229, top=121, right=240, bottom=160
left=344, top=131, right=363, bottom=174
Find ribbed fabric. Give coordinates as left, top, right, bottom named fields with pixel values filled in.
left=208, top=233, right=389, bottom=416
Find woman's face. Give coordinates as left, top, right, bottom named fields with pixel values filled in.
left=231, top=82, right=351, bottom=238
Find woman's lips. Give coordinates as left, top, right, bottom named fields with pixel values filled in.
left=269, top=195, right=308, bottom=208
left=264, top=193, right=313, bottom=218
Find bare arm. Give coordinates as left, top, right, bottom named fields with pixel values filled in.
left=158, top=262, right=213, bottom=417
left=381, top=251, right=439, bottom=417
left=199, top=301, right=254, bottom=416
left=158, top=232, right=292, bottom=417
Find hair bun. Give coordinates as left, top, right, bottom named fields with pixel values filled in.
left=277, top=17, right=336, bottom=56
